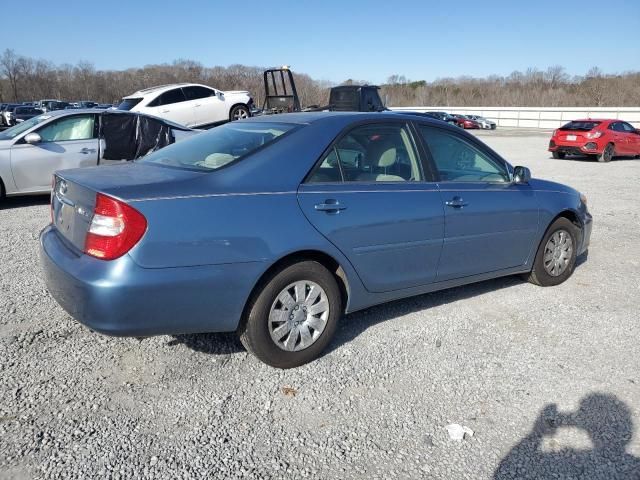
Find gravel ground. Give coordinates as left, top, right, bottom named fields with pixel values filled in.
left=1, top=130, right=639, bottom=479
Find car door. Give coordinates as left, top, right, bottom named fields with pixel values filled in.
left=297, top=121, right=444, bottom=293
left=608, top=122, right=630, bottom=155
left=183, top=85, right=226, bottom=126
left=10, top=114, right=99, bottom=192
left=620, top=122, right=640, bottom=155
left=146, top=88, right=194, bottom=127
left=416, top=124, right=539, bottom=282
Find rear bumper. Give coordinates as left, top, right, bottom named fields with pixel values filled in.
left=549, top=140, right=602, bottom=155
left=40, top=225, right=263, bottom=337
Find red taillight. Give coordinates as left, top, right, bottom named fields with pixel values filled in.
left=552, top=129, right=558, bottom=137
left=84, top=193, right=147, bottom=260
left=585, top=130, right=603, bottom=139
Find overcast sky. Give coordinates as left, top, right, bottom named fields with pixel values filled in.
left=4, top=0, right=639, bottom=83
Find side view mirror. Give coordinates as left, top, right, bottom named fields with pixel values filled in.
left=24, top=132, right=42, bottom=144
left=513, top=166, right=531, bottom=184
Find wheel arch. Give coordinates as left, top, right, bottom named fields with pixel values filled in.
left=228, top=102, right=250, bottom=120
left=546, top=209, right=584, bottom=247
left=238, top=249, right=350, bottom=332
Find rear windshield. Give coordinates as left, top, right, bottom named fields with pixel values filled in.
left=560, top=121, right=600, bottom=131
left=117, top=98, right=143, bottom=111
left=139, top=122, right=297, bottom=171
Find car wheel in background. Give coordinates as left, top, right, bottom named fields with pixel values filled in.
left=229, top=104, right=250, bottom=122
left=552, top=151, right=566, bottom=159
left=525, top=217, right=579, bottom=287
left=239, top=261, right=342, bottom=368
left=596, top=143, right=615, bottom=163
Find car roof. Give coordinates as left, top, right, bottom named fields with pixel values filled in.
left=242, top=111, right=461, bottom=129
left=568, top=118, right=614, bottom=123
left=123, top=83, right=208, bottom=99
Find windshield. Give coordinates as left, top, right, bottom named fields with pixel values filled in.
left=0, top=115, right=52, bottom=140
left=139, top=122, right=297, bottom=171
left=560, top=121, right=601, bottom=131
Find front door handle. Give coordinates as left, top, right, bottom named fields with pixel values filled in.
left=445, top=196, right=468, bottom=208
left=80, top=148, right=96, bottom=154
left=315, top=199, right=347, bottom=213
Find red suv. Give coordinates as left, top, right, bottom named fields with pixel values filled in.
left=549, top=119, right=640, bottom=162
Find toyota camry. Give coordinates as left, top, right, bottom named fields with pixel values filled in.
left=40, top=112, right=592, bottom=368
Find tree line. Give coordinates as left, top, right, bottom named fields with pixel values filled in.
left=1, top=49, right=638, bottom=108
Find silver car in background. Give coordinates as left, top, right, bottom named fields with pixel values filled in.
left=466, top=115, right=497, bottom=130
left=0, top=109, right=199, bottom=198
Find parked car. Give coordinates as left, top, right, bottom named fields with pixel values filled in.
left=0, top=109, right=199, bottom=197
left=35, top=100, right=71, bottom=112
left=117, top=83, right=254, bottom=128
left=549, top=119, right=640, bottom=162
left=466, top=115, right=496, bottom=130
left=1, top=104, right=21, bottom=126
left=40, top=112, right=592, bottom=368
left=424, top=111, right=458, bottom=125
left=451, top=114, right=481, bottom=129
left=11, top=106, right=44, bottom=125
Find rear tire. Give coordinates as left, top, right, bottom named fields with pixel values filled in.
left=525, top=217, right=579, bottom=287
left=229, top=104, right=250, bottom=122
left=552, top=151, right=566, bottom=159
left=239, top=261, right=342, bottom=368
left=596, top=143, right=614, bottom=163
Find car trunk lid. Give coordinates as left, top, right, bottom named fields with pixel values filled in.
left=51, top=163, right=207, bottom=252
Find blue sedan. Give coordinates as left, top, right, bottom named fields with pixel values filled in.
left=40, top=112, right=592, bottom=368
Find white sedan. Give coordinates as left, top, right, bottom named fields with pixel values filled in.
left=0, top=109, right=198, bottom=198
left=118, top=83, right=254, bottom=128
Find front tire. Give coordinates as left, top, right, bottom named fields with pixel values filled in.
left=525, top=217, right=579, bottom=287
left=596, top=143, right=614, bottom=163
left=239, top=261, right=342, bottom=368
left=552, top=151, right=566, bottom=159
left=229, top=104, right=250, bottom=122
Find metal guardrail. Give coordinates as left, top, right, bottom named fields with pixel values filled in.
left=391, top=106, right=640, bottom=129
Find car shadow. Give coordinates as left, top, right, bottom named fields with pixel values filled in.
left=554, top=154, right=638, bottom=162
left=166, top=332, right=244, bottom=355
left=172, top=254, right=589, bottom=359
left=0, top=194, right=50, bottom=210
left=494, top=393, right=640, bottom=479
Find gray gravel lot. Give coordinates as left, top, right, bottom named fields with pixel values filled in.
left=1, top=129, right=639, bottom=479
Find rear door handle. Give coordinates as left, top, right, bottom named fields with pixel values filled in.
left=80, top=148, right=96, bottom=154
left=445, top=197, right=468, bottom=208
left=315, top=199, right=347, bottom=213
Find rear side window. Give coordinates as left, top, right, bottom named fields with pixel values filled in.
left=139, top=122, right=296, bottom=171
left=420, top=126, right=509, bottom=183
left=148, top=88, right=187, bottom=107
left=183, top=86, right=215, bottom=101
left=117, top=98, right=143, bottom=111
left=307, top=123, right=422, bottom=183
left=560, top=121, right=600, bottom=131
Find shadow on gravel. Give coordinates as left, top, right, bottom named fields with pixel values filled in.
left=494, top=393, right=640, bottom=479
left=167, top=332, right=244, bottom=355
left=554, top=154, right=639, bottom=162
left=329, top=252, right=589, bottom=354
left=0, top=194, right=50, bottom=210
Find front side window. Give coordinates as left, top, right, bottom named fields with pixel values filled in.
left=139, top=122, right=296, bottom=171
left=621, top=122, right=636, bottom=132
left=37, top=115, right=96, bottom=142
left=183, top=86, right=215, bottom=101
left=307, top=123, right=422, bottom=183
left=419, top=126, right=509, bottom=183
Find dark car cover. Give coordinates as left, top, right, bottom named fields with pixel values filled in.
left=99, top=112, right=173, bottom=161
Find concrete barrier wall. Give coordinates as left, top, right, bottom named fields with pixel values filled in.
left=390, top=106, right=640, bottom=129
